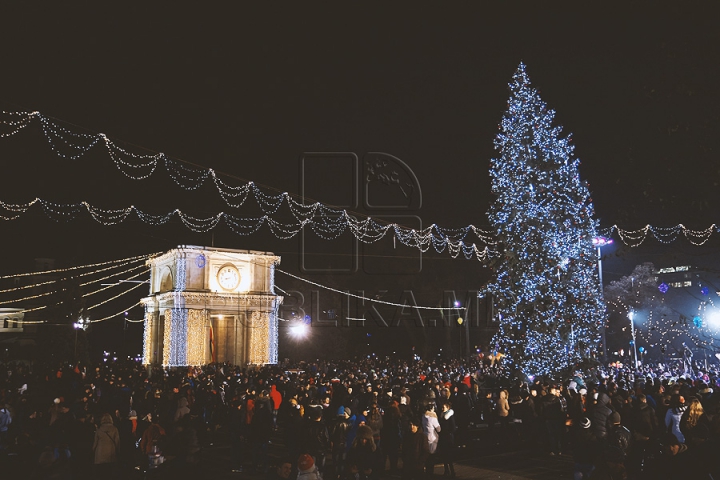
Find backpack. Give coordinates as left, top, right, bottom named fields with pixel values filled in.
left=608, top=424, right=631, bottom=452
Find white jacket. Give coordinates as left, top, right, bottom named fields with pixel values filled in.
left=423, top=412, right=441, bottom=454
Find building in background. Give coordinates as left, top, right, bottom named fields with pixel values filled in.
left=141, top=246, right=282, bottom=366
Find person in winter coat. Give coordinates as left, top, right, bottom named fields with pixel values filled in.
left=346, top=424, right=377, bottom=480
left=116, top=409, right=140, bottom=468
left=139, top=413, right=166, bottom=455
left=588, top=392, right=612, bottom=441
left=330, top=407, right=353, bottom=480
left=366, top=403, right=383, bottom=446
left=174, top=396, right=190, bottom=423
left=422, top=405, right=441, bottom=475
left=572, top=417, right=597, bottom=480
left=542, top=387, right=565, bottom=456
left=270, top=384, right=283, bottom=429
left=437, top=402, right=457, bottom=477
left=606, top=411, right=631, bottom=458
left=297, top=453, right=322, bottom=480
left=628, top=394, right=658, bottom=442
left=285, top=397, right=304, bottom=461
left=252, top=393, right=274, bottom=474
left=680, top=396, right=710, bottom=447
left=664, top=394, right=687, bottom=444
left=93, top=413, right=120, bottom=473
left=380, top=401, right=402, bottom=475
left=0, top=404, right=11, bottom=445
left=345, top=409, right=367, bottom=454
left=402, top=419, right=429, bottom=480
left=299, top=406, right=330, bottom=474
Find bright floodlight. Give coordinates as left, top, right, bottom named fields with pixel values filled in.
left=628, top=311, right=634, bottom=321
left=289, top=323, right=309, bottom=339
left=593, top=236, right=614, bottom=247
left=706, top=310, right=720, bottom=329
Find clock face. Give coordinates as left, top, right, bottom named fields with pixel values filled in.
left=217, top=265, right=240, bottom=291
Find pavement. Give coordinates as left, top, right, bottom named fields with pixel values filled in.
left=193, top=424, right=576, bottom=480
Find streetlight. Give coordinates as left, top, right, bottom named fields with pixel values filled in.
left=628, top=310, right=639, bottom=369
left=593, top=236, right=613, bottom=360
left=454, top=300, right=470, bottom=359
left=73, top=316, right=89, bottom=361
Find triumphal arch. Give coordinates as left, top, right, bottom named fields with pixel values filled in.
left=141, top=246, right=282, bottom=366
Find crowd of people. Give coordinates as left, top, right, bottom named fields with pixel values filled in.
left=0, top=353, right=719, bottom=479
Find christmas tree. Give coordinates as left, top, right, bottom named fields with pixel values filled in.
left=487, top=63, right=605, bottom=376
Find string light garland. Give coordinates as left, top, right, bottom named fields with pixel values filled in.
left=0, top=112, right=504, bottom=260
left=86, top=278, right=148, bottom=311
left=0, top=255, right=147, bottom=294
left=0, top=266, right=147, bottom=307
left=0, top=253, right=153, bottom=279
left=88, top=301, right=142, bottom=323
left=3, top=112, right=718, bottom=253
left=0, top=196, right=497, bottom=261
left=81, top=268, right=149, bottom=301
left=598, top=224, right=720, bottom=247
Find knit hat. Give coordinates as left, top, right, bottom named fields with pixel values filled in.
left=128, top=410, right=137, bottom=419
left=337, top=406, right=346, bottom=416
left=580, top=417, right=591, bottom=429
left=298, top=453, right=314, bottom=471
left=344, top=407, right=351, bottom=417
left=609, top=412, right=621, bottom=425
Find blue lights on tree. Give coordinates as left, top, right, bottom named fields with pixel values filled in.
left=486, top=63, right=606, bottom=376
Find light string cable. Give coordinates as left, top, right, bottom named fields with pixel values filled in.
left=0, top=197, right=497, bottom=262
left=90, top=301, right=144, bottom=323
left=277, top=269, right=455, bottom=311
left=15, top=277, right=148, bottom=315
left=0, top=252, right=154, bottom=279
left=0, top=111, right=496, bottom=258
left=0, top=262, right=148, bottom=306
left=0, top=254, right=148, bottom=294
left=84, top=275, right=148, bottom=311
left=78, top=265, right=149, bottom=299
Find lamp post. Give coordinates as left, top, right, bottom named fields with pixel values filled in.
left=593, top=236, right=613, bottom=360
left=73, top=316, right=89, bottom=361
left=628, top=310, right=639, bottom=370
left=454, top=301, right=469, bottom=359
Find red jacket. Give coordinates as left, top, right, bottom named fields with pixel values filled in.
left=270, top=385, right=282, bottom=410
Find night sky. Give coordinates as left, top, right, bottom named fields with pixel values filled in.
left=1, top=4, right=719, bottom=358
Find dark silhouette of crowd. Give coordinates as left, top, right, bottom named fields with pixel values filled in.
left=0, top=354, right=719, bottom=479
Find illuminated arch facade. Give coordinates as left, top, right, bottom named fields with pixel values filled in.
left=141, top=246, right=282, bottom=366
